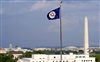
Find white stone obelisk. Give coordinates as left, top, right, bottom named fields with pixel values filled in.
left=84, top=16, right=89, bottom=55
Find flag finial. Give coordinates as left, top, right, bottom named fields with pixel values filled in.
left=60, top=1, right=62, bottom=5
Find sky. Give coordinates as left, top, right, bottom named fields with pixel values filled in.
left=0, top=0, right=100, bottom=48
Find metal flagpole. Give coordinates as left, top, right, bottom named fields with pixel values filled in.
left=60, top=1, right=62, bottom=62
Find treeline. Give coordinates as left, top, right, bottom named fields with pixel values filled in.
left=20, top=50, right=82, bottom=58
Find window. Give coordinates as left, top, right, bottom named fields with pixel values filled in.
left=83, top=56, right=85, bottom=58
left=75, top=56, right=78, bottom=58
left=79, top=56, right=82, bottom=58
left=66, top=61, right=68, bottom=62
left=54, top=56, right=56, bottom=58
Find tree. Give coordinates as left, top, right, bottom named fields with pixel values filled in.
left=78, top=50, right=84, bottom=54
left=90, top=54, right=100, bottom=62
left=0, top=53, right=17, bottom=62
left=21, top=51, right=33, bottom=58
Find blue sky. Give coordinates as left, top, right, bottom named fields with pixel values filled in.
left=0, top=0, right=100, bottom=48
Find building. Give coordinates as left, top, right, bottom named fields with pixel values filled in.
left=9, top=44, right=13, bottom=51
left=34, top=48, right=49, bottom=51
left=34, top=47, right=56, bottom=51
left=17, top=53, right=95, bottom=62
left=0, top=48, right=7, bottom=53
left=9, top=52, right=22, bottom=59
left=62, top=46, right=78, bottom=51
left=8, top=45, right=32, bottom=53
left=14, top=46, right=32, bottom=53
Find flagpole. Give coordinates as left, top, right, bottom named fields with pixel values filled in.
left=60, top=1, right=62, bottom=62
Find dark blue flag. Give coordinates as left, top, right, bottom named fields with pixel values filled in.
left=47, top=7, right=60, bottom=20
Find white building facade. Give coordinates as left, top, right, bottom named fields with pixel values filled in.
left=0, top=48, right=7, bottom=53
left=17, top=53, right=95, bottom=62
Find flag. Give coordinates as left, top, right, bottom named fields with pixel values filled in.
left=47, top=7, right=60, bottom=20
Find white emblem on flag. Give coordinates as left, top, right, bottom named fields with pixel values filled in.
left=49, top=11, right=56, bottom=18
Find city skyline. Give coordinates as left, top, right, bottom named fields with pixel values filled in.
left=0, top=0, right=99, bottom=47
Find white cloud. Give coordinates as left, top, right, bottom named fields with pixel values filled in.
left=29, top=0, right=60, bottom=11
left=30, top=1, right=47, bottom=11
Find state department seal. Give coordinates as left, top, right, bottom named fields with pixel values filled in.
left=49, top=11, right=56, bottom=18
